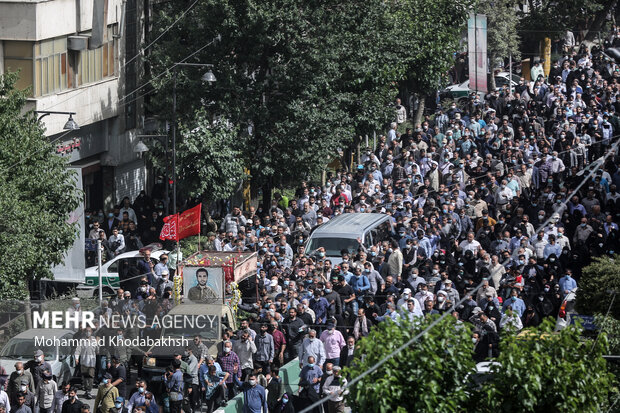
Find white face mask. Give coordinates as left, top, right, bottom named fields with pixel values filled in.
left=326, top=370, right=333, bottom=375
left=472, top=338, right=477, bottom=344
left=249, top=379, right=257, bottom=386
left=224, top=347, right=231, bottom=353
left=20, top=385, right=27, bottom=392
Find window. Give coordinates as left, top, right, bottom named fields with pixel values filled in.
left=77, top=26, right=117, bottom=87
left=3, top=41, right=34, bottom=92
left=34, top=37, right=68, bottom=96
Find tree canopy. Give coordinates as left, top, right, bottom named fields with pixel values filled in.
left=0, top=73, right=82, bottom=299
left=146, top=0, right=470, bottom=202
left=345, top=317, right=615, bottom=412
left=576, top=255, right=620, bottom=319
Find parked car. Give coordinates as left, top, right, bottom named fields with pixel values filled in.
left=441, top=72, right=521, bottom=101
left=305, top=213, right=393, bottom=266
left=0, top=329, right=76, bottom=384
left=81, top=244, right=168, bottom=297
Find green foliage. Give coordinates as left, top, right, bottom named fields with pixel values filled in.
left=518, top=0, right=607, bottom=41
left=576, top=255, right=620, bottom=319
left=395, top=0, right=471, bottom=95
left=476, top=319, right=613, bottom=412
left=147, top=0, right=424, bottom=192
left=480, top=0, right=521, bottom=62
left=0, top=73, right=82, bottom=299
left=344, top=316, right=475, bottom=412
left=594, top=314, right=620, bottom=379
left=176, top=113, right=246, bottom=201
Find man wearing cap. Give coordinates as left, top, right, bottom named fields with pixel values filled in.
left=154, top=268, right=173, bottom=298
left=322, top=365, right=347, bottom=413
left=37, top=372, right=56, bottom=413
left=8, top=363, right=34, bottom=408
left=12, top=380, right=34, bottom=413
left=27, top=350, right=52, bottom=393
left=112, top=397, right=125, bottom=413
left=94, top=373, right=118, bottom=413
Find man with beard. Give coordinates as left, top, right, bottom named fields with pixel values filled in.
left=187, top=268, right=218, bottom=303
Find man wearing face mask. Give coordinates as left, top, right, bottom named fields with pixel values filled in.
left=232, top=373, right=267, bottom=413
left=8, top=363, right=34, bottom=404
left=299, top=330, right=326, bottom=370
left=27, top=350, right=51, bottom=393
left=60, top=388, right=82, bottom=413
left=93, top=373, right=118, bottom=413
left=126, top=381, right=147, bottom=413
left=11, top=379, right=34, bottom=413
left=74, top=328, right=98, bottom=399
left=254, top=324, right=274, bottom=376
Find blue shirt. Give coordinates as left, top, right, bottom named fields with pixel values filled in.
left=299, top=365, right=323, bottom=393
left=310, top=297, right=330, bottom=324
left=164, top=370, right=184, bottom=401
left=233, top=376, right=267, bottom=413
left=543, top=243, right=562, bottom=259
left=502, top=297, right=526, bottom=317
left=559, top=276, right=577, bottom=294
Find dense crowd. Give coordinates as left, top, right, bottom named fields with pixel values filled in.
left=21, top=28, right=620, bottom=413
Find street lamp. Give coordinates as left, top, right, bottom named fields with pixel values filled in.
left=36, top=111, right=80, bottom=130
left=135, top=134, right=170, bottom=215
left=171, top=62, right=216, bottom=215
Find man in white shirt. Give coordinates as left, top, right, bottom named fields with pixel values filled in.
left=458, top=232, right=481, bottom=255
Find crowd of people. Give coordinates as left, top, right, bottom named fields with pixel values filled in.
left=18, top=27, right=619, bottom=413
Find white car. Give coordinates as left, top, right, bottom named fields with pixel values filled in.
left=442, top=72, right=521, bottom=100
left=0, top=329, right=76, bottom=384
left=81, top=246, right=169, bottom=297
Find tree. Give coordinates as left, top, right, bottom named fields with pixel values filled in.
left=175, top=111, right=246, bottom=201
left=344, top=316, right=476, bottom=412
left=147, top=0, right=404, bottom=208
left=478, top=0, right=521, bottom=91
left=518, top=0, right=607, bottom=47
left=0, top=73, right=82, bottom=299
left=395, top=0, right=472, bottom=124
left=475, top=319, right=614, bottom=412
left=576, top=255, right=620, bottom=319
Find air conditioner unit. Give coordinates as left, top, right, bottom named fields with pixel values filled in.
left=68, top=36, right=89, bottom=51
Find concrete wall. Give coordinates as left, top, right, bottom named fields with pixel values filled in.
left=27, top=76, right=119, bottom=135
left=0, top=0, right=123, bottom=41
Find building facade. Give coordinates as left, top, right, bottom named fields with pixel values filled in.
left=0, top=0, right=148, bottom=213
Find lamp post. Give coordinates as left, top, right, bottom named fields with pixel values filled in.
left=135, top=134, right=170, bottom=215
left=35, top=111, right=80, bottom=130
left=171, top=63, right=216, bottom=215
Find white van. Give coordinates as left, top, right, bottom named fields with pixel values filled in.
left=305, top=213, right=393, bottom=265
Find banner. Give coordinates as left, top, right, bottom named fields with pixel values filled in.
left=468, top=13, right=488, bottom=93
left=159, top=214, right=179, bottom=241
left=178, top=204, right=201, bottom=240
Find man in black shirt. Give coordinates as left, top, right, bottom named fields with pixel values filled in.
left=108, top=356, right=127, bottom=399
left=282, top=309, right=305, bottom=362
left=61, top=388, right=82, bottom=413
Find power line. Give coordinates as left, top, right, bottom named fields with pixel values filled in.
left=41, top=0, right=203, bottom=113
left=298, top=136, right=620, bottom=413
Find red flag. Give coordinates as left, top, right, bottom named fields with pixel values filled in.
left=177, top=204, right=202, bottom=240
left=159, top=214, right=179, bottom=241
